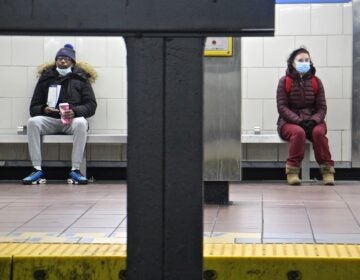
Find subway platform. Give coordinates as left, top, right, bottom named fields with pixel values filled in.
left=0, top=181, right=360, bottom=279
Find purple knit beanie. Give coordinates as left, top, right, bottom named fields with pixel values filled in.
left=55, top=44, right=76, bottom=63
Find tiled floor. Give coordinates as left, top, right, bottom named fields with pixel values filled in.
left=0, top=181, right=360, bottom=244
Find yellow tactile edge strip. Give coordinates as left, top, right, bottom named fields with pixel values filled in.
left=0, top=243, right=359, bottom=258
left=1, top=243, right=360, bottom=280
left=0, top=243, right=127, bottom=256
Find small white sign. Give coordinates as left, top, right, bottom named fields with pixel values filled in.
left=204, top=37, right=229, bottom=51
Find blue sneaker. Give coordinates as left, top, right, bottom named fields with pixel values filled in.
left=22, top=168, right=47, bottom=185
left=68, top=170, right=88, bottom=185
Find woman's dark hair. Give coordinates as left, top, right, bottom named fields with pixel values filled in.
left=287, top=47, right=315, bottom=74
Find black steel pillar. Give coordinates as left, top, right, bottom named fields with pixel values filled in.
left=126, top=37, right=204, bottom=280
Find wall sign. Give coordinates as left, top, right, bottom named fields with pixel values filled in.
left=204, top=37, right=233, bottom=57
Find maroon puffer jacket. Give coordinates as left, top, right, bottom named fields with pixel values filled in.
left=276, top=69, right=327, bottom=136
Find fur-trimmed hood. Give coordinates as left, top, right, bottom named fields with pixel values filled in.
left=37, top=61, right=97, bottom=83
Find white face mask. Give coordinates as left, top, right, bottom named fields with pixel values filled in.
left=56, top=66, right=72, bottom=76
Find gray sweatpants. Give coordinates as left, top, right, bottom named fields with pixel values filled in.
left=27, top=116, right=88, bottom=169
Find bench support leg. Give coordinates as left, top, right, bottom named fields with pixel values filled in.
left=204, top=181, right=229, bottom=205
left=302, top=144, right=310, bottom=181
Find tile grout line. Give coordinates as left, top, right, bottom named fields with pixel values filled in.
left=303, top=195, right=317, bottom=244
left=210, top=205, right=220, bottom=237
left=6, top=202, right=56, bottom=237
left=57, top=203, right=98, bottom=238
left=332, top=186, right=360, bottom=228
left=108, top=215, right=127, bottom=238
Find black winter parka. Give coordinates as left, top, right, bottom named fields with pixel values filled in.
left=30, top=64, right=97, bottom=119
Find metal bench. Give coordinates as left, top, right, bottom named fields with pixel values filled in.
left=241, top=134, right=311, bottom=181
left=0, top=133, right=310, bottom=180
left=0, top=134, right=127, bottom=176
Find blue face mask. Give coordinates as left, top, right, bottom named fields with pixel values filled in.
left=56, top=66, right=72, bottom=76
left=295, top=62, right=310, bottom=74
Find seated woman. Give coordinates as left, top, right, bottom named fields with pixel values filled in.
left=276, top=47, right=335, bottom=186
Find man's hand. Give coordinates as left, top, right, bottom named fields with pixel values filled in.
left=61, top=109, right=75, bottom=119
left=44, top=106, right=60, bottom=115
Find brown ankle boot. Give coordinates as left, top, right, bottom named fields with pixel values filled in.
left=320, top=165, right=335, bottom=186
left=286, top=165, right=301, bottom=185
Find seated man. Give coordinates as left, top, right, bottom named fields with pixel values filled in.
left=22, top=44, right=97, bottom=185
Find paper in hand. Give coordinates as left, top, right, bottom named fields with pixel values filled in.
left=47, top=85, right=61, bottom=108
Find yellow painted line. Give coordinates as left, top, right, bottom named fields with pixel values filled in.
left=0, top=243, right=126, bottom=257
left=210, top=232, right=261, bottom=239
left=205, top=232, right=261, bottom=243
left=0, top=243, right=359, bottom=279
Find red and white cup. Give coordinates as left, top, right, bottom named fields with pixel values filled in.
left=59, top=103, right=71, bottom=125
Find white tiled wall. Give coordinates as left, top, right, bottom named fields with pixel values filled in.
left=0, top=36, right=127, bottom=161
left=0, top=3, right=354, bottom=164
left=242, top=2, right=352, bottom=162
left=0, top=36, right=127, bottom=135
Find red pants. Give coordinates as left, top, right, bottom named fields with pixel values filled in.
left=280, top=123, right=334, bottom=168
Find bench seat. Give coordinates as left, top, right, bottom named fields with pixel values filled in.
left=0, top=133, right=310, bottom=180
left=241, top=134, right=311, bottom=181
left=0, top=134, right=127, bottom=176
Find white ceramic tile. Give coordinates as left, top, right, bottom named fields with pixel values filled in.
left=76, top=37, right=107, bottom=67
left=278, top=67, right=287, bottom=79
left=264, top=37, right=295, bottom=67
left=107, top=37, right=127, bottom=67
left=246, top=144, right=278, bottom=161
left=295, top=36, right=327, bottom=67
left=311, top=4, right=343, bottom=35
left=89, top=99, right=107, bottom=130
left=122, top=70, right=128, bottom=99
left=343, top=67, right=352, bottom=99
left=326, top=99, right=351, bottom=130
left=0, top=36, right=11, bottom=65
left=12, top=36, right=44, bottom=66
left=11, top=98, right=31, bottom=128
left=326, top=130, right=342, bottom=162
left=241, top=99, right=262, bottom=130
left=341, top=130, right=351, bottom=161
left=276, top=4, right=311, bottom=35
left=247, top=68, right=278, bottom=99
left=343, top=3, right=353, bottom=35
left=241, top=37, right=263, bottom=67
left=44, top=37, right=77, bottom=62
left=263, top=99, right=278, bottom=131
left=92, top=68, right=126, bottom=99
left=327, top=35, right=352, bottom=67
left=107, top=99, right=127, bottom=130
left=26, top=67, right=39, bottom=98
left=315, top=68, right=342, bottom=99
left=0, top=98, right=12, bottom=128
left=241, top=68, right=248, bottom=99
left=0, top=67, right=27, bottom=98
